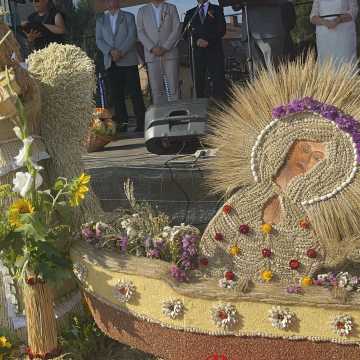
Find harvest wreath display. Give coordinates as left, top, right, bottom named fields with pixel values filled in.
left=70, top=56, right=360, bottom=359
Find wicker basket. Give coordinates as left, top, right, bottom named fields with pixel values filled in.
left=84, top=108, right=115, bottom=152
left=84, top=130, right=113, bottom=152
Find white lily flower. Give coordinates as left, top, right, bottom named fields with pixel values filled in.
left=34, top=172, right=43, bottom=189
left=13, top=172, right=33, bottom=197
left=14, top=136, right=33, bottom=167
left=13, top=171, right=43, bottom=197
left=13, top=126, right=23, bottom=140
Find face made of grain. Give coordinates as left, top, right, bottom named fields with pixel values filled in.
left=263, top=140, right=327, bottom=224
left=275, top=140, right=326, bottom=191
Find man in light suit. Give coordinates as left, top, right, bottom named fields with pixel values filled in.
left=96, top=0, right=146, bottom=132
left=137, top=0, right=181, bottom=105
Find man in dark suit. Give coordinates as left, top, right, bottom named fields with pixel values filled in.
left=183, top=1, right=226, bottom=100
left=241, top=1, right=287, bottom=70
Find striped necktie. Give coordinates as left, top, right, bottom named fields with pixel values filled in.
left=199, top=4, right=205, bottom=24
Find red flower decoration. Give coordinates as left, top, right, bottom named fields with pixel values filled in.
left=225, top=271, right=235, bottom=281
left=262, top=248, right=272, bottom=258
left=289, top=259, right=300, bottom=270
left=223, top=204, right=232, bottom=214
left=200, top=257, right=209, bottom=266
left=299, top=219, right=311, bottom=229
left=306, top=248, right=317, bottom=258
left=218, top=310, right=228, bottom=320
left=336, top=321, right=345, bottom=329
left=26, top=277, right=36, bottom=286
left=239, top=224, right=250, bottom=234
left=215, top=233, right=224, bottom=241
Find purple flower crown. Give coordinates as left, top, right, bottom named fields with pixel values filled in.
left=272, top=97, right=360, bottom=163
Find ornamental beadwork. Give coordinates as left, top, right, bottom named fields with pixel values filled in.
left=114, top=280, right=136, bottom=303
left=73, top=262, right=88, bottom=283
left=211, top=303, right=239, bottom=330
left=251, top=98, right=358, bottom=205
left=161, top=299, right=184, bottom=319
left=331, top=314, right=353, bottom=337
left=268, top=306, right=295, bottom=330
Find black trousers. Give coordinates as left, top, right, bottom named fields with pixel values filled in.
left=107, top=64, right=146, bottom=129
left=193, top=49, right=225, bottom=100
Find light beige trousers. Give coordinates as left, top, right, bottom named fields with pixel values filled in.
left=147, top=58, right=179, bottom=105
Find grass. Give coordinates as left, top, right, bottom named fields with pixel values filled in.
left=58, top=311, right=158, bottom=360
left=8, top=309, right=161, bottom=360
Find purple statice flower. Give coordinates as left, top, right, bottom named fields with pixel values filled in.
left=154, top=239, right=165, bottom=250
left=335, top=114, right=359, bottom=133
left=356, top=143, right=360, bottom=157
left=119, top=235, right=128, bottom=253
left=181, top=234, right=195, bottom=248
left=313, top=279, right=323, bottom=286
left=170, top=265, right=187, bottom=282
left=180, top=234, right=199, bottom=270
left=147, top=248, right=160, bottom=259
left=286, top=285, right=303, bottom=294
left=352, top=132, right=360, bottom=143
left=81, top=226, right=95, bottom=241
left=272, top=105, right=287, bottom=118
left=320, top=104, right=339, bottom=120
left=288, top=99, right=305, bottom=113
left=303, top=97, right=322, bottom=111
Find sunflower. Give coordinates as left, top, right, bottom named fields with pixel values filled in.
left=8, top=199, right=34, bottom=228
left=69, top=173, right=90, bottom=207
left=0, top=336, right=11, bottom=349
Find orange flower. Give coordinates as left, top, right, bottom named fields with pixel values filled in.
left=260, top=223, right=272, bottom=235
left=261, top=270, right=273, bottom=282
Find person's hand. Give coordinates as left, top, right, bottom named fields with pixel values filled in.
left=26, top=30, right=42, bottom=43
left=197, top=38, right=209, bottom=48
left=110, top=49, right=123, bottom=62
left=340, top=13, right=352, bottom=22
left=158, top=47, right=167, bottom=56
left=326, top=19, right=339, bottom=29
left=151, top=47, right=163, bottom=57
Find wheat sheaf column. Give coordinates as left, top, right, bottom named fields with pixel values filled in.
left=23, top=281, right=58, bottom=359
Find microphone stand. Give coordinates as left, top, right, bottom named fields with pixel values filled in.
left=242, top=2, right=254, bottom=81
left=177, top=7, right=200, bottom=100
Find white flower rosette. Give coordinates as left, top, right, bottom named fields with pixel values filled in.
left=211, top=303, right=238, bottom=330
left=331, top=314, right=353, bottom=337
left=73, top=262, right=88, bottom=283
left=268, top=306, right=295, bottom=330
left=114, top=280, right=136, bottom=303
left=218, top=278, right=237, bottom=289
left=161, top=299, right=184, bottom=319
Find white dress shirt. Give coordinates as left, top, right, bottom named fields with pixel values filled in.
left=108, top=10, right=119, bottom=34
left=152, top=3, right=163, bottom=28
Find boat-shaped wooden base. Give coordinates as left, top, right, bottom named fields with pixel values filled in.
left=84, top=292, right=360, bottom=360
left=72, top=242, right=360, bottom=360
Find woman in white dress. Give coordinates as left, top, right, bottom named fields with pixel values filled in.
left=310, top=0, right=358, bottom=68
